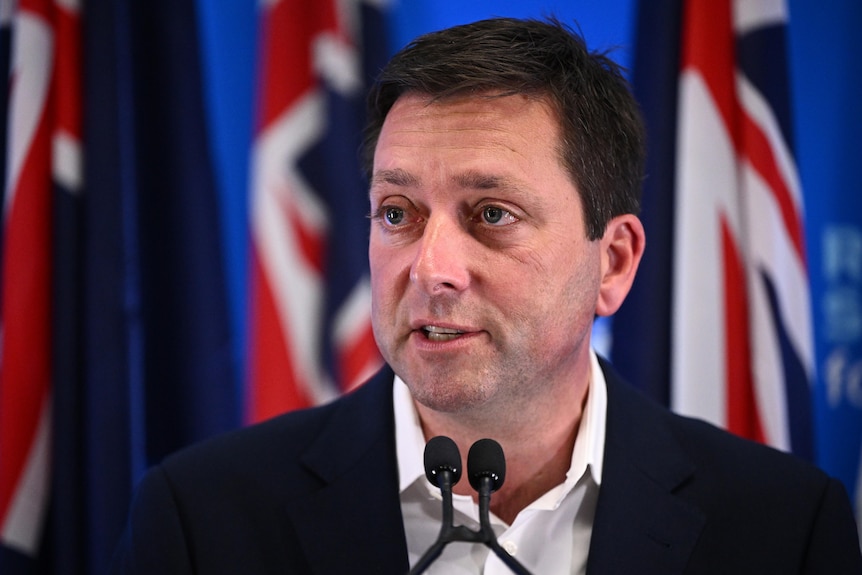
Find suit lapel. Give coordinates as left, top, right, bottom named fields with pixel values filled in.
left=279, top=362, right=707, bottom=574
left=587, top=361, right=705, bottom=575
left=283, top=368, right=410, bottom=574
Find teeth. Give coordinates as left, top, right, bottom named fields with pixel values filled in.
left=423, top=325, right=464, bottom=342
left=424, top=326, right=461, bottom=334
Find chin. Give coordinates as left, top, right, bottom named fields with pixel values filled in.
left=408, top=379, right=493, bottom=414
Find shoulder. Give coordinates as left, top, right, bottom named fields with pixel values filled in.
left=657, top=403, right=861, bottom=569
left=150, top=366, right=396, bottom=500
left=112, top=368, right=402, bottom=574
left=599, top=359, right=861, bottom=564
left=609, top=363, right=830, bottom=491
left=598, top=355, right=825, bottom=482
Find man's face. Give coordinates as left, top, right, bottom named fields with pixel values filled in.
left=368, top=93, right=602, bottom=416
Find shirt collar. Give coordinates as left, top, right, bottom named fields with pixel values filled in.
left=393, top=349, right=608, bottom=498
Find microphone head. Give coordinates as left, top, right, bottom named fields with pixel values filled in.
left=424, top=435, right=462, bottom=487
left=467, top=438, right=506, bottom=492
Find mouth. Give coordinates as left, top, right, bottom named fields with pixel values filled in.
left=421, top=325, right=466, bottom=342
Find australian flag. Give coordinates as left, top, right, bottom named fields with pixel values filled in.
left=247, top=0, right=389, bottom=422
left=614, top=0, right=815, bottom=465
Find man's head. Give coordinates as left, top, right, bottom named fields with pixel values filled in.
left=365, top=17, right=646, bottom=425
left=363, top=17, right=645, bottom=240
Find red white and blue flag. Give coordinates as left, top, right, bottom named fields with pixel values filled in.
left=613, top=0, right=814, bottom=459
left=671, top=0, right=813, bottom=455
left=247, top=0, right=388, bottom=422
left=0, top=0, right=81, bottom=561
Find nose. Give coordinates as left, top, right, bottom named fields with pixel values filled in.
left=409, top=215, right=470, bottom=294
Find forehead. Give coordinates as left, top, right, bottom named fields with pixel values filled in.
left=373, top=92, right=567, bottom=183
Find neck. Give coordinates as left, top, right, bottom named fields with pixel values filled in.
left=415, top=377, right=588, bottom=524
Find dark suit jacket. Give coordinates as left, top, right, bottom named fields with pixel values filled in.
left=111, top=361, right=862, bottom=574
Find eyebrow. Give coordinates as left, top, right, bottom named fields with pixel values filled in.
left=371, top=168, right=512, bottom=190
left=370, top=168, right=537, bottom=206
left=370, top=168, right=419, bottom=188
left=453, top=171, right=511, bottom=191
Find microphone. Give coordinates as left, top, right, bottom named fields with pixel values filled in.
left=424, top=436, right=461, bottom=539
left=468, top=439, right=532, bottom=575
left=424, top=435, right=462, bottom=488
left=409, top=436, right=481, bottom=574
left=467, top=437, right=506, bottom=492
left=408, top=437, right=534, bottom=575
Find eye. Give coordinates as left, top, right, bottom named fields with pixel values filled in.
left=383, top=206, right=405, bottom=226
left=480, top=205, right=517, bottom=226
left=384, top=207, right=404, bottom=226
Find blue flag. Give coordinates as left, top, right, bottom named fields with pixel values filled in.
left=615, top=0, right=862, bottom=520
left=616, top=0, right=816, bottom=454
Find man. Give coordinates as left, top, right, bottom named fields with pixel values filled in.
left=112, top=17, right=862, bottom=574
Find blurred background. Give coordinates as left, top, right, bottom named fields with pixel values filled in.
left=0, top=0, right=860, bottom=572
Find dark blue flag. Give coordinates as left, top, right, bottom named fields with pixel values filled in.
left=45, top=1, right=240, bottom=573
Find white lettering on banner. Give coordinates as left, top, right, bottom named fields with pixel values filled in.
left=821, top=225, right=862, bottom=410
left=823, top=288, right=862, bottom=343
left=824, top=348, right=862, bottom=409
left=823, top=226, right=862, bottom=283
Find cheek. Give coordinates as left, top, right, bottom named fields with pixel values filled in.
left=368, top=263, right=392, bottom=316
left=369, top=237, right=393, bottom=282
left=369, top=246, right=410, bottom=309
left=533, top=249, right=600, bottom=326
left=368, top=247, right=390, bottom=313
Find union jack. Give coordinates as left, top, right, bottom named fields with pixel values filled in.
left=247, top=0, right=387, bottom=422
left=0, top=0, right=81, bottom=558
left=671, top=0, right=814, bottom=456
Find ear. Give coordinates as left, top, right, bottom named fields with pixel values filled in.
left=596, top=214, right=645, bottom=317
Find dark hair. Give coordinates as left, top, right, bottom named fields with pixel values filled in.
left=362, top=17, right=645, bottom=240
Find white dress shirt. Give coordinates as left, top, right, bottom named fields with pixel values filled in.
left=394, top=350, right=608, bottom=574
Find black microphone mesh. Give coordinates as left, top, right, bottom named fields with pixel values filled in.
left=424, top=435, right=462, bottom=487
left=467, top=438, right=506, bottom=492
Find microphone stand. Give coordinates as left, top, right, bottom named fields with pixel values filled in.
left=407, top=468, right=487, bottom=574
left=408, top=438, right=534, bottom=575
left=475, top=475, right=532, bottom=575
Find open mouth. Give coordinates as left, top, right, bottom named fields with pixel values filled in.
left=422, top=325, right=465, bottom=342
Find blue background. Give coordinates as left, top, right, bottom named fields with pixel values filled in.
left=195, top=0, right=862, bottom=518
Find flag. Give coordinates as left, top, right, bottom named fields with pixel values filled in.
left=609, top=0, right=682, bottom=406
left=0, top=0, right=239, bottom=572
left=247, top=0, right=389, bottom=422
left=791, top=0, right=862, bottom=536
left=73, top=0, right=239, bottom=572
left=0, top=1, right=80, bottom=572
left=673, top=0, right=814, bottom=456
left=614, top=0, right=815, bottom=459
